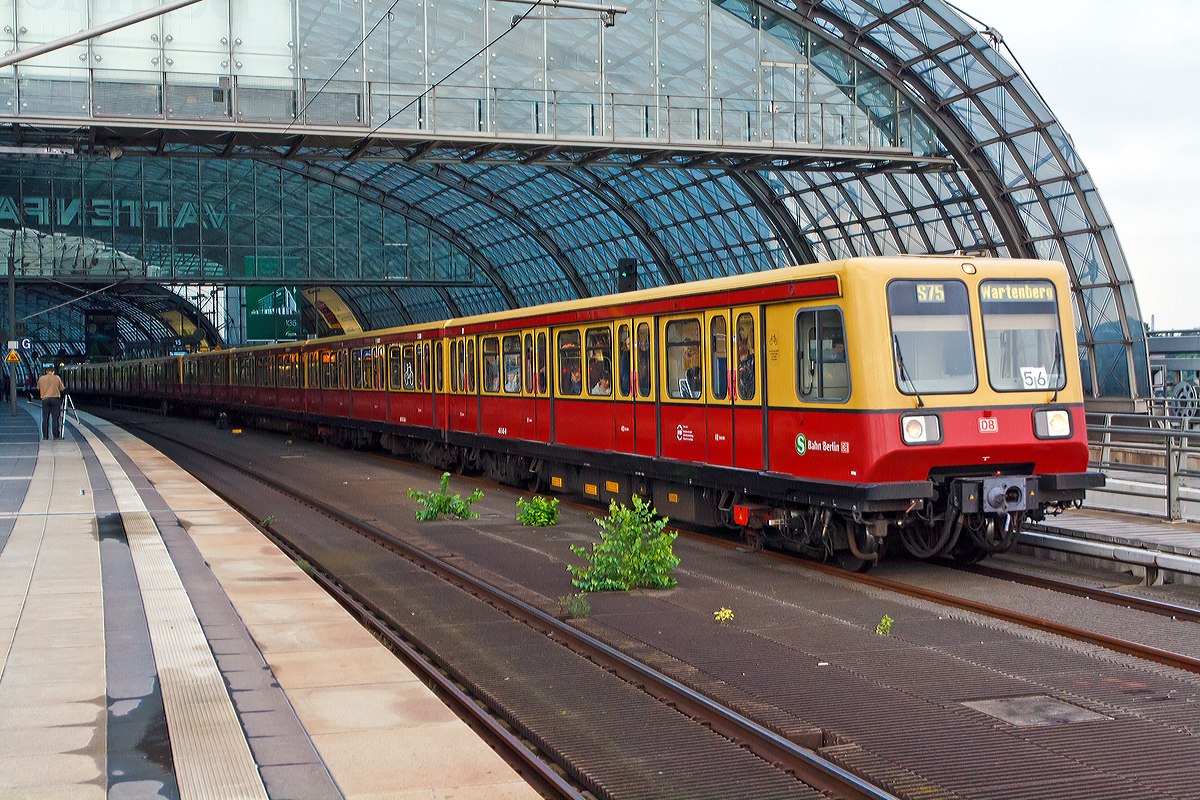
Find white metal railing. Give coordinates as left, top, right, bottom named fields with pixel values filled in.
left=1086, top=411, right=1200, bottom=521
left=5, top=71, right=925, bottom=155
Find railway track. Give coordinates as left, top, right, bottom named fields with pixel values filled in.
left=789, top=558, right=1200, bottom=675
left=110, top=417, right=897, bottom=800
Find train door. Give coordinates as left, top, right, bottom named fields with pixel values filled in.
left=534, top=329, right=552, bottom=441
left=705, top=309, right=733, bottom=467
left=732, top=308, right=763, bottom=470
left=434, top=339, right=446, bottom=428
left=633, top=317, right=656, bottom=456
left=658, top=314, right=706, bottom=462
left=614, top=320, right=636, bottom=453
left=584, top=324, right=615, bottom=451
left=521, top=332, right=536, bottom=440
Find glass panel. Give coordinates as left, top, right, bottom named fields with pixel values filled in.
left=665, top=318, right=701, bottom=399
left=886, top=281, right=975, bottom=395
left=523, top=333, right=534, bottom=394
left=503, top=334, right=521, bottom=393
left=436, top=341, right=444, bottom=392
left=711, top=315, right=728, bottom=400
left=467, top=339, right=476, bottom=393
left=617, top=324, right=631, bottom=397
left=402, top=345, right=416, bottom=390
left=482, top=336, right=501, bottom=393
left=450, top=340, right=459, bottom=392
left=558, top=329, right=582, bottom=395
left=736, top=312, right=756, bottom=401
left=637, top=322, right=651, bottom=398
left=537, top=332, right=548, bottom=395
left=980, top=280, right=1066, bottom=392
left=586, top=327, right=612, bottom=396
left=797, top=308, right=850, bottom=402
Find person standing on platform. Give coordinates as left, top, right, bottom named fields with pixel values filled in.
left=37, top=365, right=66, bottom=440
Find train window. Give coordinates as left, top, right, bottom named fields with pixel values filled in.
left=467, top=339, right=476, bottom=393
left=617, top=325, right=631, bottom=397
left=450, top=341, right=459, bottom=392
left=320, top=351, right=330, bottom=389
left=886, top=280, right=976, bottom=395
left=388, top=345, right=401, bottom=389
left=402, top=345, right=416, bottom=390
left=586, top=327, right=612, bottom=397
left=415, top=343, right=425, bottom=391
left=637, top=323, right=651, bottom=398
left=352, top=350, right=364, bottom=390
left=435, top=342, right=443, bottom=392
left=503, top=335, right=522, bottom=393
left=710, top=316, right=728, bottom=401
left=482, top=337, right=501, bottom=393
left=979, top=280, right=1066, bottom=392
left=537, top=333, right=548, bottom=395
left=665, top=319, right=702, bottom=400
left=797, top=308, right=851, bottom=402
left=339, top=350, right=349, bottom=390
left=557, top=329, right=582, bottom=395
left=240, top=358, right=251, bottom=387
left=523, top=334, right=535, bottom=394
left=736, top=313, right=756, bottom=401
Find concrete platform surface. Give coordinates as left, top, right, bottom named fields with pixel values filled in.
left=0, top=404, right=541, bottom=800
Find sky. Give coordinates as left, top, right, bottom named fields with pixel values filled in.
left=960, top=0, right=1199, bottom=331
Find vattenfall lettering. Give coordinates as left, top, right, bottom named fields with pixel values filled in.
left=0, top=196, right=227, bottom=229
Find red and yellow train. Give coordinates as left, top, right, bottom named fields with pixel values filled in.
left=65, top=256, right=1102, bottom=569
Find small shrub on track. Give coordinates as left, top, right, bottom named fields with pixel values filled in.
left=407, top=472, right=484, bottom=521
left=517, top=495, right=559, bottom=526
left=567, top=496, right=678, bottom=591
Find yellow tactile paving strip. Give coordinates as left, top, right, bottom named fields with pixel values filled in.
left=82, top=413, right=542, bottom=800
left=75, top=420, right=269, bottom=800
left=0, top=422, right=105, bottom=799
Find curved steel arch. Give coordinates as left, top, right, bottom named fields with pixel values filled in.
left=724, top=0, right=1146, bottom=397
left=405, top=163, right=593, bottom=300
left=273, top=160, right=519, bottom=311
left=544, top=164, right=686, bottom=286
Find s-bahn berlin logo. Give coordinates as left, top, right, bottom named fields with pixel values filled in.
left=795, top=434, right=807, bottom=455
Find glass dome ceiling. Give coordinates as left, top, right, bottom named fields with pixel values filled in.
left=0, top=0, right=1148, bottom=398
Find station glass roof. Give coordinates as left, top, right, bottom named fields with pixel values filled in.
left=0, top=0, right=1149, bottom=397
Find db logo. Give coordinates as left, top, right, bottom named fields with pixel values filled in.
left=978, top=417, right=999, bottom=433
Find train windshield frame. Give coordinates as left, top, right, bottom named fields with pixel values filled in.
left=886, top=279, right=977, bottom=395
left=979, top=279, right=1067, bottom=393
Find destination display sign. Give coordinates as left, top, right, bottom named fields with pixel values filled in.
left=980, top=281, right=1056, bottom=302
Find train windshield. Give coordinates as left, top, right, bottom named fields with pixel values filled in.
left=887, top=279, right=977, bottom=395
left=979, top=280, right=1067, bottom=392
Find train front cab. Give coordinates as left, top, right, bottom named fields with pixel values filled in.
left=744, top=256, right=1102, bottom=565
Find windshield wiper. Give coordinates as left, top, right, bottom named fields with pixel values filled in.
left=893, top=334, right=924, bottom=408
left=1051, top=331, right=1063, bottom=403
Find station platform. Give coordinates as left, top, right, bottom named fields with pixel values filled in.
left=1023, top=508, right=1200, bottom=580
left=0, top=404, right=541, bottom=800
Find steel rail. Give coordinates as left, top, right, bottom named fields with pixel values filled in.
left=120, top=419, right=899, bottom=800
left=958, top=563, right=1200, bottom=625
left=256, top=524, right=588, bottom=800
left=790, top=558, right=1200, bottom=675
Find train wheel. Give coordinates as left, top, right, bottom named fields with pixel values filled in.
left=951, top=538, right=988, bottom=564
left=834, top=549, right=872, bottom=573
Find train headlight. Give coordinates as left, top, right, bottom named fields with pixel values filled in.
left=900, top=414, right=941, bottom=445
left=1033, top=408, right=1072, bottom=439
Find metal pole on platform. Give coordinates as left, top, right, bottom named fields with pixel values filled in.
left=8, top=234, right=15, bottom=416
